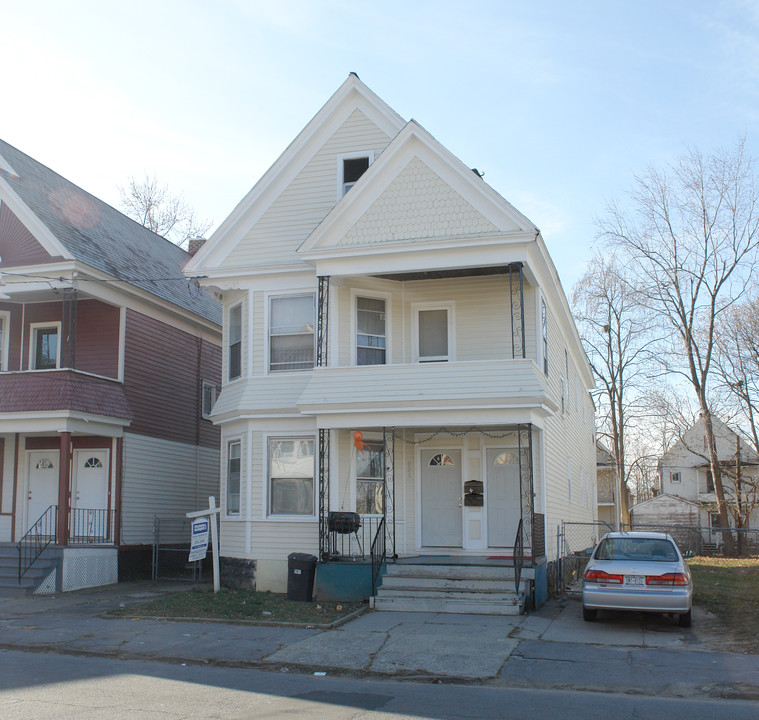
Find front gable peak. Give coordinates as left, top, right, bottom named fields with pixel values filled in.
left=299, top=120, right=537, bottom=259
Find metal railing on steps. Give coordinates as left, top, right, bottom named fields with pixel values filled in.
left=17, top=505, right=58, bottom=581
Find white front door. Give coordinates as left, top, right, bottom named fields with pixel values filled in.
left=421, top=449, right=462, bottom=547
left=27, top=450, right=59, bottom=532
left=72, top=450, right=109, bottom=540
left=486, top=448, right=521, bottom=548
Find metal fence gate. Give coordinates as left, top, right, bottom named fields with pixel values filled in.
left=152, top=516, right=205, bottom=581
left=557, top=521, right=614, bottom=593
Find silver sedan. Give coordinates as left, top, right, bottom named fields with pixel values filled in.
left=582, top=531, right=693, bottom=627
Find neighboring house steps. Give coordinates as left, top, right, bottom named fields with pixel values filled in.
left=0, top=542, right=56, bottom=594
left=373, top=562, right=525, bottom=615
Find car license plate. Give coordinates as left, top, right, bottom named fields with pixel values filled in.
left=624, top=575, right=644, bottom=586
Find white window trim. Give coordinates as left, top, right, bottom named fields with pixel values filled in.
left=227, top=301, right=243, bottom=383
left=28, top=321, right=61, bottom=370
left=671, top=471, right=681, bottom=483
left=225, top=437, right=243, bottom=518
left=350, top=288, right=392, bottom=366
left=0, top=310, right=9, bottom=372
left=412, top=301, right=455, bottom=363
left=265, top=290, right=316, bottom=375
left=336, top=150, right=374, bottom=200
left=201, top=380, right=217, bottom=420
left=263, top=432, right=317, bottom=521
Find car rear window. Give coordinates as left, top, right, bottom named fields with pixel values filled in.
left=595, top=537, right=678, bottom=562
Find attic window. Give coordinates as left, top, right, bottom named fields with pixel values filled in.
left=343, top=157, right=369, bottom=195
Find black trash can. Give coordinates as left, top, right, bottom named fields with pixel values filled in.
left=287, top=552, right=318, bottom=602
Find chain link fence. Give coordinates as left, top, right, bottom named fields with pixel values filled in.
left=152, top=516, right=206, bottom=581
left=557, top=521, right=614, bottom=593
left=621, top=523, right=759, bottom=557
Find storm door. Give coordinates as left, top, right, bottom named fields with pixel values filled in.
left=26, top=451, right=59, bottom=533
left=421, top=449, right=462, bottom=547
left=486, top=448, right=521, bottom=548
left=71, top=449, right=110, bottom=540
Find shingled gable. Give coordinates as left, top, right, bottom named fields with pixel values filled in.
left=0, top=139, right=220, bottom=325
left=183, top=73, right=406, bottom=274
left=297, top=119, right=538, bottom=273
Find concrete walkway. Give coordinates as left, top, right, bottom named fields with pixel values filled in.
left=0, top=582, right=757, bottom=699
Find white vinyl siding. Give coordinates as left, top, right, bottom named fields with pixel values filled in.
left=225, top=110, right=393, bottom=268
left=121, top=433, right=220, bottom=545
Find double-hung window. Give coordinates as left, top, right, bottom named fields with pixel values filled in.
left=226, top=440, right=241, bottom=516
left=269, top=294, right=315, bottom=372
left=356, top=296, right=386, bottom=365
left=269, top=437, right=315, bottom=516
left=356, top=441, right=384, bottom=514
left=202, top=381, right=217, bottom=419
left=228, top=304, right=242, bottom=380
left=31, top=323, right=59, bottom=370
left=416, top=306, right=451, bottom=363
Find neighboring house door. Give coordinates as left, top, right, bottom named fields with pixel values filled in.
left=71, top=450, right=110, bottom=540
left=486, top=448, right=521, bottom=548
left=26, top=450, right=60, bottom=533
left=421, top=449, right=462, bottom=547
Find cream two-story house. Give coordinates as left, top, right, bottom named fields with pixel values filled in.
left=185, top=75, right=595, bottom=608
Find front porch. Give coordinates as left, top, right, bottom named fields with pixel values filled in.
left=315, top=424, right=546, bottom=610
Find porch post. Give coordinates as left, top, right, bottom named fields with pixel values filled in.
left=517, top=424, right=534, bottom=560
left=318, top=428, right=330, bottom=561
left=316, top=276, right=330, bottom=368
left=57, top=432, right=71, bottom=545
left=383, top=427, right=396, bottom=558
left=509, top=263, right=526, bottom=359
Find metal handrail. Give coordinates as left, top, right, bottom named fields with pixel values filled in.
left=17, top=505, right=58, bottom=580
left=370, top=516, right=386, bottom=596
left=513, top=518, right=524, bottom=596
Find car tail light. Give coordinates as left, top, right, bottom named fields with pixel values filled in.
left=583, top=569, right=623, bottom=584
left=646, top=572, right=688, bottom=586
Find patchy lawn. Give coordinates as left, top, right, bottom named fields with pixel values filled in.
left=110, top=588, right=365, bottom=626
left=688, top=556, right=759, bottom=653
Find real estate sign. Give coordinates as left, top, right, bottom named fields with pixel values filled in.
left=188, top=517, right=209, bottom=561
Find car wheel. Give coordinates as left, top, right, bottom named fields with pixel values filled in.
left=678, top=609, right=692, bottom=628
left=583, top=606, right=597, bottom=622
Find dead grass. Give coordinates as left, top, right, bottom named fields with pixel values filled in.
left=688, top=556, right=759, bottom=653
left=109, top=588, right=365, bottom=625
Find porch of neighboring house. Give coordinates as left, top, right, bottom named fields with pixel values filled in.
left=0, top=372, right=130, bottom=593
left=314, top=424, right=547, bottom=613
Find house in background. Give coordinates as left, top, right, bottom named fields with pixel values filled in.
left=0, top=139, right=222, bottom=592
left=631, top=415, right=759, bottom=550
left=185, top=74, right=596, bottom=612
left=596, top=441, right=617, bottom=527
left=595, top=440, right=631, bottom=528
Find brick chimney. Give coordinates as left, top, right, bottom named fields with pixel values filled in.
left=188, top=237, right=206, bottom=256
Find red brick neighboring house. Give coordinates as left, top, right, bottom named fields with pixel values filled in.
left=0, top=139, right=222, bottom=592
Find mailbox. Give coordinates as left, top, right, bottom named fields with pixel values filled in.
left=463, top=480, right=484, bottom=507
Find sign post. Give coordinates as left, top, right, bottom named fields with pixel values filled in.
left=186, top=496, right=221, bottom=593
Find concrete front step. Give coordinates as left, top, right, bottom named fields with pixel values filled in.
left=385, top=564, right=515, bottom=580
left=373, top=595, right=522, bottom=615
left=375, top=561, right=526, bottom=615
left=380, top=575, right=515, bottom=593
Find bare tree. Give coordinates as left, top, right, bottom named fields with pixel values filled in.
left=572, top=252, right=654, bottom=527
left=599, top=139, right=759, bottom=552
left=119, top=175, right=211, bottom=248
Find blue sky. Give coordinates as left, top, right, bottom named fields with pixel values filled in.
left=3, top=1, right=758, bottom=290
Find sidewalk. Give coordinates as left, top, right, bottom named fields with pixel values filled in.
left=1, top=581, right=757, bottom=699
